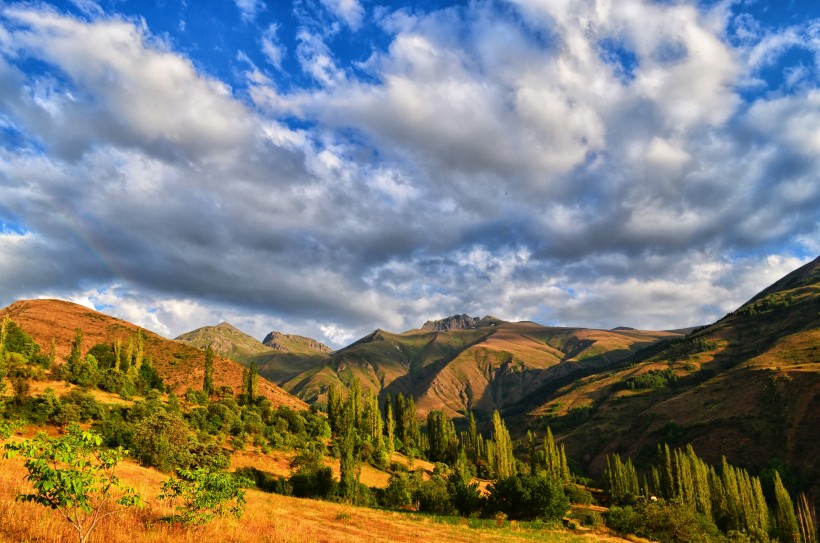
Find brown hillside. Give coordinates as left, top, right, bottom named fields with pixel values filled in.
left=0, top=299, right=306, bottom=410
left=523, top=257, right=820, bottom=507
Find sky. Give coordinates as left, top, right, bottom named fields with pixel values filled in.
left=0, top=0, right=818, bottom=347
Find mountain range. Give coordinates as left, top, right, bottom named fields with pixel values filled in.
left=2, top=255, right=817, bottom=492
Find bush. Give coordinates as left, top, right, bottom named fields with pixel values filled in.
left=486, top=474, right=569, bottom=521
left=159, top=468, right=248, bottom=525
left=607, top=501, right=722, bottom=543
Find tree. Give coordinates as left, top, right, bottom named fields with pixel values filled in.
left=797, top=493, right=818, bottom=543
left=487, top=474, right=569, bottom=521
left=4, top=425, right=142, bottom=543
left=159, top=468, right=247, bottom=525
left=203, top=346, right=214, bottom=397
left=244, top=360, right=259, bottom=404
left=772, top=471, right=800, bottom=543
left=491, top=410, right=515, bottom=479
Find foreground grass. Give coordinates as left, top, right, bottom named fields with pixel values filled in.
left=0, top=453, right=627, bottom=543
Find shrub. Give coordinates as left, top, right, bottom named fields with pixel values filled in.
left=486, top=474, right=569, bottom=521
left=159, top=468, right=248, bottom=525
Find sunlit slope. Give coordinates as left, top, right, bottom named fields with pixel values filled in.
left=274, top=317, right=680, bottom=416
left=175, top=322, right=273, bottom=362
left=529, top=256, right=819, bottom=484
left=0, top=299, right=306, bottom=410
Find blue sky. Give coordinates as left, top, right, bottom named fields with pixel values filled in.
left=0, top=0, right=818, bottom=346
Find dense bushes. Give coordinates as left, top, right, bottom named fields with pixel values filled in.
left=486, top=474, right=569, bottom=521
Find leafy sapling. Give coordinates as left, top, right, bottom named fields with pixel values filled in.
left=4, top=425, right=142, bottom=543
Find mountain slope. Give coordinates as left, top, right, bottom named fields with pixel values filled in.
left=175, top=322, right=273, bottom=362
left=0, top=299, right=306, bottom=410
left=271, top=316, right=681, bottom=417
left=527, top=256, right=820, bottom=489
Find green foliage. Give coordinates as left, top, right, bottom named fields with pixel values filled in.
left=607, top=501, right=722, bottom=543
left=288, top=442, right=336, bottom=499
left=203, top=346, right=214, bottom=397
left=606, top=453, right=640, bottom=504
left=487, top=474, right=569, bottom=521
left=772, top=471, right=800, bottom=543
left=159, top=468, right=248, bottom=525
left=4, top=425, right=142, bottom=543
left=491, top=410, right=515, bottom=479
left=624, top=369, right=678, bottom=390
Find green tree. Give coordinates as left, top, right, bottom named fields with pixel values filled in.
left=244, top=360, right=259, bottom=404
left=4, top=425, right=142, bottom=543
left=487, top=474, right=569, bottom=521
left=491, top=410, right=515, bottom=479
left=203, top=346, right=214, bottom=397
left=772, top=471, right=799, bottom=543
left=159, top=468, right=247, bottom=525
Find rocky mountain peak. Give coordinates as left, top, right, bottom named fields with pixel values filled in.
left=421, top=314, right=484, bottom=331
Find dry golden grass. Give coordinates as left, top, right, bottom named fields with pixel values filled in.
left=0, top=451, right=631, bottom=543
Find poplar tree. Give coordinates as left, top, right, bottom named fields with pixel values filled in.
left=327, top=385, right=342, bottom=436
left=605, top=454, right=639, bottom=503
left=491, top=410, right=515, bottom=479
left=203, top=346, right=214, bottom=397
left=773, top=471, right=800, bottom=543
left=405, top=396, right=420, bottom=453
left=337, top=390, right=361, bottom=502
left=384, top=396, right=395, bottom=456
left=394, top=393, right=407, bottom=448
left=797, top=493, right=818, bottom=543
left=527, top=430, right=538, bottom=474
left=543, top=426, right=570, bottom=483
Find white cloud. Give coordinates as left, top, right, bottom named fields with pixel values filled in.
left=319, top=0, right=364, bottom=30
left=0, top=3, right=817, bottom=347
left=234, top=0, right=265, bottom=23
left=261, top=23, right=285, bottom=70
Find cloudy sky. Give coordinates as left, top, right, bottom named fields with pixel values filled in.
left=0, top=0, right=817, bottom=347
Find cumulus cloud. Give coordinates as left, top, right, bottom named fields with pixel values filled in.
left=0, top=2, right=817, bottom=347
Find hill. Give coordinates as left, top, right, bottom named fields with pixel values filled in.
left=0, top=299, right=306, bottom=410
left=174, top=322, right=273, bottom=363
left=266, top=317, right=681, bottom=418
left=525, top=256, right=819, bottom=491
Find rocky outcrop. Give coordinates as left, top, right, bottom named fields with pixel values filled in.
left=421, top=314, right=483, bottom=331
left=262, top=331, right=332, bottom=353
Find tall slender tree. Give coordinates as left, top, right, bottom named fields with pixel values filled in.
left=491, top=410, right=515, bottom=479
left=203, top=346, right=214, bottom=397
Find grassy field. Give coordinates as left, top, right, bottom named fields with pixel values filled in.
left=0, top=449, right=629, bottom=543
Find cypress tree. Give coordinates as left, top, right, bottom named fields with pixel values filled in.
left=246, top=360, right=259, bottom=403
left=203, top=345, right=214, bottom=397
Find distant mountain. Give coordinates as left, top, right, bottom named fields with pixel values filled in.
left=262, top=331, right=332, bottom=354
left=0, top=299, right=306, bottom=410
left=268, top=317, right=681, bottom=416
left=420, top=314, right=501, bottom=331
left=525, top=256, right=819, bottom=495
left=175, top=322, right=272, bottom=363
